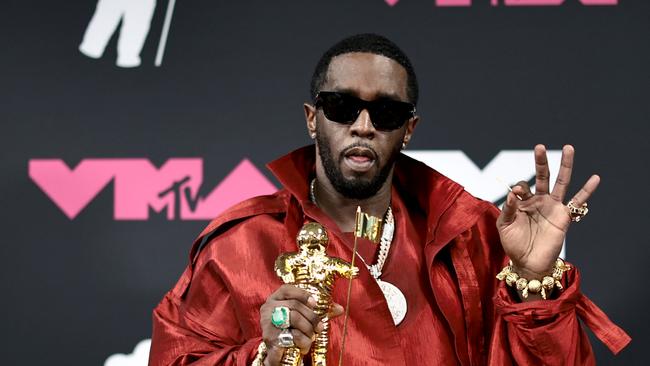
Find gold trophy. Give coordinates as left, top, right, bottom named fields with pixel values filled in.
left=274, top=222, right=359, bottom=366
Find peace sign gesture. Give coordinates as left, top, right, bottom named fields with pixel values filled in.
left=496, top=144, right=600, bottom=282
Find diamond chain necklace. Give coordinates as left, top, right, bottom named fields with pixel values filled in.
left=309, top=178, right=394, bottom=279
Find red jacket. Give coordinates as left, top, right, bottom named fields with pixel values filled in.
left=149, top=145, right=629, bottom=365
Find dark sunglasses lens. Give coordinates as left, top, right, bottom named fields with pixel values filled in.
left=319, top=93, right=359, bottom=124
left=370, top=101, right=413, bottom=130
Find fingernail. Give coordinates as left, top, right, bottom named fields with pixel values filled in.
left=308, top=296, right=318, bottom=307
left=316, top=321, right=325, bottom=332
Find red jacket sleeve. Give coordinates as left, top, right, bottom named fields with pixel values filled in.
left=489, top=266, right=631, bottom=365
left=459, top=204, right=630, bottom=365
left=149, top=261, right=261, bottom=366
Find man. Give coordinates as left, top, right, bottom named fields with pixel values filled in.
left=149, top=34, right=630, bottom=365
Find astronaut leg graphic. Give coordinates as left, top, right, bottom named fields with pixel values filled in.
left=116, top=0, right=157, bottom=67
left=79, top=0, right=126, bottom=59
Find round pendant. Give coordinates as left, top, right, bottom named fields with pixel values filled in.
left=377, top=279, right=407, bottom=325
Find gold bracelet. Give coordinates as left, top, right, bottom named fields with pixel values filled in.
left=496, top=258, right=571, bottom=299
left=251, top=341, right=268, bottom=366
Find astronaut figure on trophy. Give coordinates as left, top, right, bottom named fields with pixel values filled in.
left=273, top=222, right=359, bottom=366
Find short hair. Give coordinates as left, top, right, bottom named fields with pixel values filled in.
left=310, top=33, right=419, bottom=106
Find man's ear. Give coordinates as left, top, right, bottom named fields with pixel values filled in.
left=304, top=103, right=317, bottom=139
left=402, top=116, right=420, bottom=147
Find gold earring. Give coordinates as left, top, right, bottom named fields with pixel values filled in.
left=310, top=132, right=316, bottom=139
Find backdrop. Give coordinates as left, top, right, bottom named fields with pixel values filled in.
left=2, top=0, right=648, bottom=365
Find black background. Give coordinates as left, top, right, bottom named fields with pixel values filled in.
left=2, top=0, right=648, bottom=364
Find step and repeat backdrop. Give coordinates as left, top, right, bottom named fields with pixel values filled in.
left=2, top=0, right=648, bottom=365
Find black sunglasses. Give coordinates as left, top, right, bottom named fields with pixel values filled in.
left=314, top=91, right=416, bottom=131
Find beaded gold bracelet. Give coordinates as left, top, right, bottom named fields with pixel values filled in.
left=251, top=341, right=268, bottom=366
left=496, top=258, right=571, bottom=299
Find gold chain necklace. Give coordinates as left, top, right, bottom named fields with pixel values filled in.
left=308, top=178, right=407, bottom=325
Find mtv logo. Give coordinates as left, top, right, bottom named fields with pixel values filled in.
left=29, top=158, right=277, bottom=221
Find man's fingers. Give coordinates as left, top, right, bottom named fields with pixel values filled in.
left=498, top=191, right=520, bottom=227
left=290, top=329, right=313, bottom=354
left=328, top=303, right=345, bottom=318
left=499, top=181, right=530, bottom=227
left=264, top=345, right=284, bottom=365
left=273, top=299, right=320, bottom=328
left=261, top=285, right=324, bottom=361
left=286, top=310, right=315, bottom=338
left=551, top=145, right=575, bottom=202
left=534, top=144, right=551, bottom=195
left=512, top=181, right=533, bottom=200
left=261, top=298, right=320, bottom=331
left=569, top=174, right=600, bottom=206
left=265, top=329, right=312, bottom=356
left=271, top=285, right=317, bottom=308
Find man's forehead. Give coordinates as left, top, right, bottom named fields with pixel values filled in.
left=322, top=52, right=409, bottom=101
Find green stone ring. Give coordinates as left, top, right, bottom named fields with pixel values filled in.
left=271, top=306, right=291, bottom=329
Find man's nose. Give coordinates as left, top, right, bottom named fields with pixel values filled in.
left=349, top=109, right=375, bottom=138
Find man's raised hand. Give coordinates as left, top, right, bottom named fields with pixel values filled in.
left=496, top=144, right=600, bottom=280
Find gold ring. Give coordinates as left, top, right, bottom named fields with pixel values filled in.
left=567, top=201, right=588, bottom=222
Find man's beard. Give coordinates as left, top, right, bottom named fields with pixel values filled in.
left=316, top=128, right=401, bottom=200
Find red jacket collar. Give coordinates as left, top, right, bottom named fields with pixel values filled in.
left=266, top=145, right=316, bottom=204
left=266, top=144, right=470, bottom=244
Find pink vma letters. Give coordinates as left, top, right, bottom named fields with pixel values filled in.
left=29, top=158, right=278, bottom=220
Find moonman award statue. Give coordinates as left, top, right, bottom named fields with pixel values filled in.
left=273, top=222, right=359, bottom=366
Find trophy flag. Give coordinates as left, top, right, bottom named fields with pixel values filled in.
left=354, top=208, right=384, bottom=243
left=338, top=206, right=383, bottom=366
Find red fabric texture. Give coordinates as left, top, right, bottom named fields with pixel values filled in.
left=149, top=145, right=630, bottom=366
